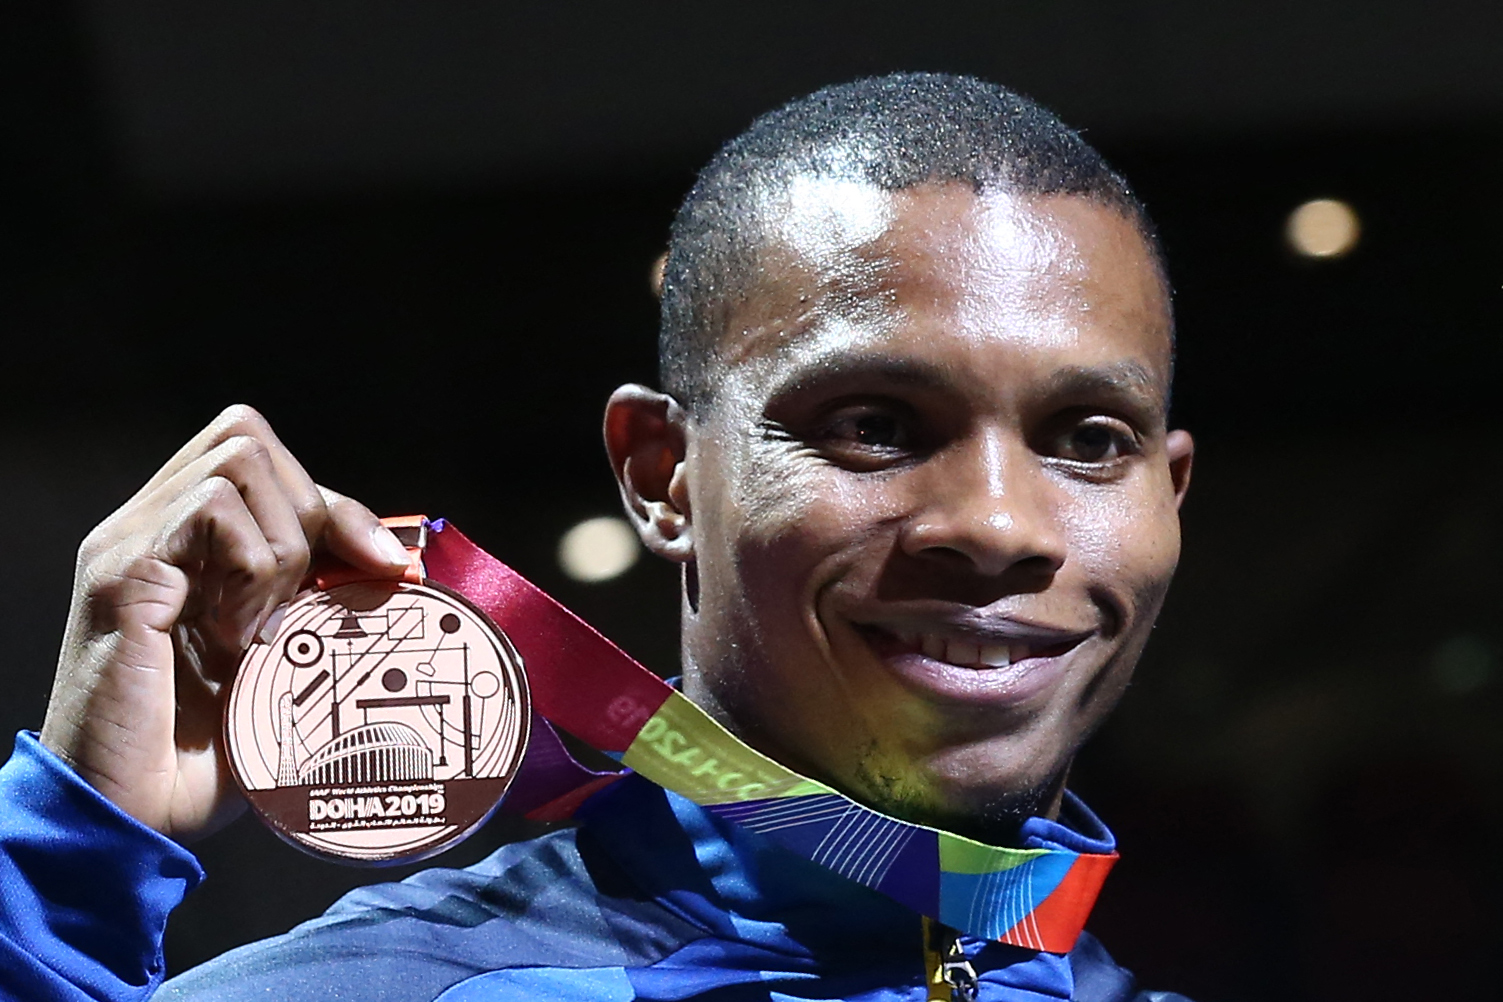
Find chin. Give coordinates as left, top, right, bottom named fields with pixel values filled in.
left=845, top=736, right=1072, bottom=843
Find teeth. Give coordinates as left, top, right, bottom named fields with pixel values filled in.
left=979, top=644, right=1011, bottom=667
left=947, top=640, right=979, bottom=666
left=898, top=630, right=1048, bottom=668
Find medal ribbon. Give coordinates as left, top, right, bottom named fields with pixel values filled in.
left=415, top=518, right=1116, bottom=953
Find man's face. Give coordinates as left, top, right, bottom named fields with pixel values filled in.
left=675, top=180, right=1191, bottom=836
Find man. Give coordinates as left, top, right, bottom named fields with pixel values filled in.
left=1, top=74, right=1194, bottom=1000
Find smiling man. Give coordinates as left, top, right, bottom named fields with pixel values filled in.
left=626, top=120, right=1191, bottom=845
left=0, top=75, right=1194, bottom=1001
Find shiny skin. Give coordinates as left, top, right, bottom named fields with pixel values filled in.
left=607, top=183, right=1193, bottom=839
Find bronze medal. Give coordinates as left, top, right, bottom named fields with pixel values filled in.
left=226, top=578, right=530, bottom=864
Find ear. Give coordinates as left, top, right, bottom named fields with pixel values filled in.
left=604, top=384, right=694, bottom=562
left=1165, top=429, right=1194, bottom=510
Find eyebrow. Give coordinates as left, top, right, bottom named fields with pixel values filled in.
left=766, top=352, right=955, bottom=399
left=1037, top=362, right=1169, bottom=420
left=765, top=353, right=1170, bottom=419
left=1040, top=361, right=1162, bottom=397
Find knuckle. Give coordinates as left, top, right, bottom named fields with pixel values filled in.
left=218, top=433, right=268, bottom=466
left=198, top=474, right=241, bottom=507
left=326, top=493, right=369, bottom=521
left=77, top=553, right=184, bottom=631
left=237, top=544, right=279, bottom=583
left=321, top=494, right=353, bottom=519
left=76, top=524, right=113, bottom=566
left=298, top=487, right=331, bottom=521
left=75, top=509, right=141, bottom=569
left=296, top=499, right=330, bottom=535
left=287, top=485, right=329, bottom=533
left=215, top=403, right=267, bottom=432
left=268, top=535, right=311, bottom=576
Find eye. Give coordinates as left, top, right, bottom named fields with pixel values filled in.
left=810, top=401, right=920, bottom=468
left=829, top=410, right=906, bottom=448
left=1051, top=417, right=1141, bottom=464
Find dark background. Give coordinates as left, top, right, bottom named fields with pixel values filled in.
left=4, top=3, right=1500, bottom=1000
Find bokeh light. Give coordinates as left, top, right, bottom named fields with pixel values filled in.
left=1286, top=197, right=1360, bottom=258
left=558, top=516, right=641, bottom=582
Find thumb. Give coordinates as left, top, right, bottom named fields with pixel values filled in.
left=316, top=486, right=413, bottom=574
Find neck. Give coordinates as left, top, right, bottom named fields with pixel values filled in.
left=914, top=769, right=1071, bottom=845
left=681, top=665, right=1073, bottom=849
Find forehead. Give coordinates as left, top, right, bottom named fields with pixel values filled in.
left=715, top=180, right=1172, bottom=405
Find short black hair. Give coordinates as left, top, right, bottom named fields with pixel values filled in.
left=658, top=72, right=1166, bottom=414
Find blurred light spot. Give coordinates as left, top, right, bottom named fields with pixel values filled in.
left=1429, top=634, right=1494, bottom=694
left=559, top=516, right=640, bottom=583
left=1287, top=198, right=1360, bottom=258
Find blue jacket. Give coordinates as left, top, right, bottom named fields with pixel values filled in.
left=0, top=733, right=1189, bottom=1001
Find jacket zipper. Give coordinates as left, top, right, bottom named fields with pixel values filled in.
left=922, top=916, right=979, bottom=1002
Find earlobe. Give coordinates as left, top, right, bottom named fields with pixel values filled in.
left=1165, top=429, right=1194, bottom=509
left=604, top=384, right=695, bottom=563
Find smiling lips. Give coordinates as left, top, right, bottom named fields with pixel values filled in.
left=850, top=618, right=1094, bottom=707
left=885, top=630, right=1079, bottom=669
left=886, top=631, right=1062, bottom=669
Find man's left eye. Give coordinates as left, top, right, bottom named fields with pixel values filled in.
left=1053, top=420, right=1140, bottom=463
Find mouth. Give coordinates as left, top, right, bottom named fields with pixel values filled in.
left=852, top=619, right=1093, bottom=707
left=874, top=629, right=1080, bottom=669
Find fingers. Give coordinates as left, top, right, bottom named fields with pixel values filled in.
left=197, top=439, right=321, bottom=639
left=48, top=404, right=413, bottom=839
left=318, top=485, right=412, bottom=573
left=123, top=405, right=409, bottom=648
left=155, top=473, right=285, bottom=651
left=136, top=406, right=315, bottom=511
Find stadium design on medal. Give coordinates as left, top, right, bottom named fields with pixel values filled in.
left=226, top=580, right=530, bottom=864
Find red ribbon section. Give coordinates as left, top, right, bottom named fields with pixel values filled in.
left=423, top=522, right=672, bottom=755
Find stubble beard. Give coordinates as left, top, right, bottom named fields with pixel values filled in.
left=849, top=746, right=1068, bottom=847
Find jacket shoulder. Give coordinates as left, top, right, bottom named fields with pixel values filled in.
left=158, top=827, right=702, bottom=1002
left=1069, top=932, right=1196, bottom=1002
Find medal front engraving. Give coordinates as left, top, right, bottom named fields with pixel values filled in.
left=227, top=580, right=530, bottom=863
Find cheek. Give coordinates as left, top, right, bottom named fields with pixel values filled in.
left=728, top=436, right=889, bottom=557
left=693, top=445, right=904, bottom=733
left=1061, top=474, right=1182, bottom=620
left=718, top=448, right=901, bottom=628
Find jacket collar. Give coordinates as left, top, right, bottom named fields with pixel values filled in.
left=577, top=773, right=1115, bottom=962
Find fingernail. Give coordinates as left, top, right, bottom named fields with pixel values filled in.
left=257, top=603, right=289, bottom=645
left=373, top=526, right=411, bottom=567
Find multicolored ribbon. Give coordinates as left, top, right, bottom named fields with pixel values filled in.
left=421, top=519, right=1116, bottom=953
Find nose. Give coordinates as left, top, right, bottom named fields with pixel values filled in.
left=898, top=428, right=1067, bottom=580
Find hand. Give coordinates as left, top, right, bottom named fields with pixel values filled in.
left=39, top=405, right=412, bottom=841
